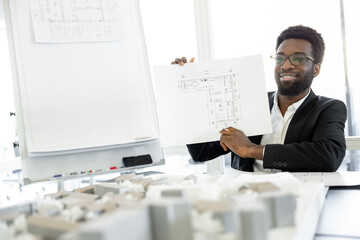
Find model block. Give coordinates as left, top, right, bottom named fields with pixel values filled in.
left=233, top=198, right=268, bottom=240
left=76, top=205, right=151, bottom=240
left=149, top=199, right=193, bottom=240
left=259, top=191, right=295, bottom=228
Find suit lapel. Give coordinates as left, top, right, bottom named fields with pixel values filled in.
left=284, top=90, right=318, bottom=144
left=268, top=91, right=275, bottom=110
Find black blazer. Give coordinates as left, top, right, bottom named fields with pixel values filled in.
left=187, top=90, right=347, bottom=172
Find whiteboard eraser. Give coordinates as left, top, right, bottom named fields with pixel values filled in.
left=123, top=154, right=152, bottom=167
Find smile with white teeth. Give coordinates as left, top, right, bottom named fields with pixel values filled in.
left=280, top=74, right=297, bottom=81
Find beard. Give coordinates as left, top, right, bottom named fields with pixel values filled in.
left=275, top=68, right=314, bottom=96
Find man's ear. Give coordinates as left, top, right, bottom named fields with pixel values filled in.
left=313, top=63, right=321, bottom=78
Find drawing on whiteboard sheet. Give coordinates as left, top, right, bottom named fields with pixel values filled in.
left=178, top=68, right=242, bottom=128
left=29, top=0, right=122, bottom=43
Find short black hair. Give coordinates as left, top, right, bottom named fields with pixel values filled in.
left=276, top=25, right=325, bottom=64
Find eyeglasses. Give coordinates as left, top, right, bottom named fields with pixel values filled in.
left=270, top=53, right=315, bottom=66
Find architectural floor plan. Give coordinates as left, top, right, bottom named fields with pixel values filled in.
left=29, top=0, right=122, bottom=42
left=179, top=69, right=242, bottom=128
left=154, top=55, right=272, bottom=147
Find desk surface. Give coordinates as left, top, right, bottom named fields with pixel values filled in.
left=316, top=189, right=360, bottom=239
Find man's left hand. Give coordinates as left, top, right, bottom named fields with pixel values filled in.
left=219, top=126, right=263, bottom=159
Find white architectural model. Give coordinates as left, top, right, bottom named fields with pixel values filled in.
left=0, top=171, right=300, bottom=240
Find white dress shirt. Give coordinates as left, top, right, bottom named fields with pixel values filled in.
left=253, top=90, right=311, bottom=172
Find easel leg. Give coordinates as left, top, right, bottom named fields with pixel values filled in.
left=57, top=179, right=64, bottom=192
left=89, top=176, right=94, bottom=185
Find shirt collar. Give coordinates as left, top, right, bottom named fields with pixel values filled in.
left=273, top=89, right=311, bottom=111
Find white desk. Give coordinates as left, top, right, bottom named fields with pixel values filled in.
left=315, top=188, right=360, bottom=240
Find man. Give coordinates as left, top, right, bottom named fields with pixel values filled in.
left=181, top=25, right=347, bottom=172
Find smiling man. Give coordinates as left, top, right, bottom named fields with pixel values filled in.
left=187, top=25, right=347, bottom=172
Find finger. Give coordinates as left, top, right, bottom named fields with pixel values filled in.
left=220, top=141, right=228, bottom=151
left=219, top=128, right=231, bottom=134
left=219, top=128, right=229, bottom=133
left=227, top=127, right=242, bottom=134
left=189, top=57, right=195, bottom=63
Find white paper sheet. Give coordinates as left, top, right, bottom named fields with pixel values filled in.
left=29, top=0, right=122, bottom=43
left=292, top=171, right=360, bottom=187
left=153, top=55, right=272, bottom=147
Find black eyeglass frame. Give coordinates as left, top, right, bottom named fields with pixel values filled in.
left=270, top=53, right=315, bottom=66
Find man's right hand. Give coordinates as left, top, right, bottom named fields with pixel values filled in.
left=171, top=57, right=194, bottom=66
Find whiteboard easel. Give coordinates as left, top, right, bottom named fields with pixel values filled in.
left=4, top=0, right=164, bottom=183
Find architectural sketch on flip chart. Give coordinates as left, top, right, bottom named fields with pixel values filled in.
left=29, top=0, right=122, bottom=43
left=178, top=69, right=242, bottom=128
